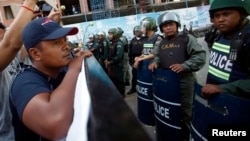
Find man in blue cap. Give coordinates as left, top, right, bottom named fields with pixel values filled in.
left=10, top=17, right=92, bottom=141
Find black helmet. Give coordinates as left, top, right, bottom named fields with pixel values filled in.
left=157, top=12, right=180, bottom=32
left=209, top=0, right=249, bottom=18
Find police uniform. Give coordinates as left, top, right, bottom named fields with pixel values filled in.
left=136, top=33, right=162, bottom=126
left=128, top=36, right=144, bottom=92
left=120, top=35, right=130, bottom=85
left=107, top=39, right=125, bottom=96
left=190, top=1, right=250, bottom=140
left=87, top=40, right=99, bottom=60
left=152, top=33, right=206, bottom=140
left=98, top=38, right=110, bottom=72
left=206, top=0, right=250, bottom=97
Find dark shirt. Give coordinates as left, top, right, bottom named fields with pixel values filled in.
left=10, top=66, right=65, bottom=141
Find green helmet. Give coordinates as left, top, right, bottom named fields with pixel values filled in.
left=108, top=28, right=120, bottom=39
left=140, top=17, right=157, bottom=31
left=133, top=25, right=140, bottom=32
left=133, top=25, right=141, bottom=35
left=117, top=27, right=124, bottom=36
left=157, top=12, right=180, bottom=32
left=209, top=0, right=249, bottom=18
left=120, top=36, right=128, bottom=45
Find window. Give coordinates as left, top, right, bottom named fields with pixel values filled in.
left=4, top=6, right=14, bottom=20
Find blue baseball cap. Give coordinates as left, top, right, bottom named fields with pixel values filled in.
left=22, top=17, right=78, bottom=51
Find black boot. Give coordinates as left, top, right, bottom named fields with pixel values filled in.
left=127, top=88, right=136, bottom=95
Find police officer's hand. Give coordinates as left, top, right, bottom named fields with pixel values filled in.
left=201, top=84, right=222, bottom=98
left=148, top=62, right=158, bottom=72
left=134, top=56, right=139, bottom=61
left=133, top=60, right=139, bottom=69
left=133, top=56, right=143, bottom=69
left=170, top=64, right=184, bottom=73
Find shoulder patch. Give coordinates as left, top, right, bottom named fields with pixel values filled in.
left=104, top=42, right=107, bottom=46
left=117, top=44, right=122, bottom=48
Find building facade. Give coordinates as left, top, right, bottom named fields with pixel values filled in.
left=0, top=0, right=207, bottom=26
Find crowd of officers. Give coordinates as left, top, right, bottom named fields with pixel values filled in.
left=82, top=14, right=205, bottom=141
left=84, top=25, right=144, bottom=97
left=83, top=15, right=200, bottom=99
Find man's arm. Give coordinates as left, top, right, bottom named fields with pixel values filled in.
left=202, top=78, right=250, bottom=98
left=182, top=34, right=206, bottom=72
left=220, top=79, right=250, bottom=95
left=0, top=0, right=38, bottom=71
left=22, top=51, right=92, bottom=140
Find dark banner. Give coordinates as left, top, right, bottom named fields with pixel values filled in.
left=66, top=56, right=152, bottom=141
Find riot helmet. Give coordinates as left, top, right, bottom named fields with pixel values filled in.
left=96, top=31, right=106, bottom=41
left=157, top=12, right=180, bottom=33
left=133, top=25, right=141, bottom=35
left=117, top=27, right=124, bottom=37
left=209, top=0, right=250, bottom=18
left=108, top=28, right=120, bottom=39
left=140, top=17, right=158, bottom=32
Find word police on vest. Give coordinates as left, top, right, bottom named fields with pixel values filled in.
left=210, top=51, right=233, bottom=72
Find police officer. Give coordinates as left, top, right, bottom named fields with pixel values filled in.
left=117, top=27, right=131, bottom=86
left=202, top=0, right=250, bottom=99
left=148, top=12, right=206, bottom=141
left=105, top=28, right=125, bottom=97
left=86, top=33, right=100, bottom=60
left=133, top=17, right=162, bottom=67
left=189, top=0, right=250, bottom=140
left=127, top=25, right=144, bottom=94
left=86, top=34, right=95, bottom=50
left=133, top=17, right=162, bottom=126
left=86, top=34, right=97, bottom=51
left=96, top=31, right=109, bottom=72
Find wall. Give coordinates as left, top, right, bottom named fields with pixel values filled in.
left=64, top=5, right=211, bottom=44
